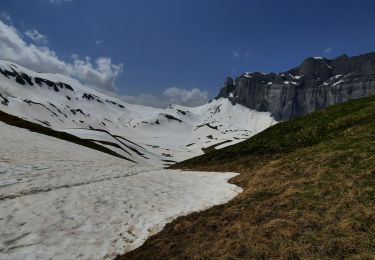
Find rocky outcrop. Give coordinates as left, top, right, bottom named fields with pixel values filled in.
left=216, top=53, right=375, bottom=120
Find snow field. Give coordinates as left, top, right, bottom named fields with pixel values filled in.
left=0, top=122, right=242, bottom=259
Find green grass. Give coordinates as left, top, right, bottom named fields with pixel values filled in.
left=177, top=95, right=375, bottom=167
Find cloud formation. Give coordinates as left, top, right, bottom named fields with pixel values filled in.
left=122, top=87, right=209, bottom=108
left=25, top=29, right=48, bottom=44
left=0, top=17, right=208, bottom=106
left=164, top=87, right=209, bottom=107
left=0, top=19, right=123, bottom=91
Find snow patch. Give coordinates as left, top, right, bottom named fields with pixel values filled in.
left=332, top=80, right=344, bottom=86
left=243, top=72, right=252, bottom=78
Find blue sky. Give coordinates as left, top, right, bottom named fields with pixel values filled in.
left=1, top=0, right=375, bottom=106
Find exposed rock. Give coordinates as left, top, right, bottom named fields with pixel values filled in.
left=216, top=53, right=375, bottom=120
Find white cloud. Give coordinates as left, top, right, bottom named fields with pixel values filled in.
left=232, top=50, right=240, bottom=58
left=49, top=0, right=72, bottom=5
left=163, top=87, right=208, bottom=107
left=0, top=19, right=123, bottom=91
left=0, top=17, right=209, bottom=106
left=25, top=29, right=48, bottom=44
left=122, top=87, right=209, bottom=108
left=324, top=47, right=333, bottom=53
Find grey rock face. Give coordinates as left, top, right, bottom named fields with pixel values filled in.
left=216, top=53, right=375, bottom=120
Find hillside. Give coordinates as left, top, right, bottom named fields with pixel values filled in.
left=122, top=95, right=375, bottom=259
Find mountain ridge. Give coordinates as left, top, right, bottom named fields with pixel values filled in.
left=217, top=52, right=375, bottom=120
left=0, top=59, right=276, bottom=166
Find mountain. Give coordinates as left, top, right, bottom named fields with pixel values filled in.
left=0, top=59, right=276, bottom=167
left=122, top=94, right=375, bottom=259
left=217, top=52, right=375, bottom=120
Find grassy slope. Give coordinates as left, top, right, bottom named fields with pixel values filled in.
left=122, top=95, right=375, bottom=259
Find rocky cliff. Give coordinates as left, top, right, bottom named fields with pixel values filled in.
left=216, top=53, right=375, bottom=120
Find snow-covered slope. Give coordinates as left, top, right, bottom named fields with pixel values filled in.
left=0, top=121, right=241, bottom=259
left=0, top=59, right=277, bottom=166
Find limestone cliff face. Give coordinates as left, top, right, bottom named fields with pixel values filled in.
left=216, top=53, right=375, bottom=120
